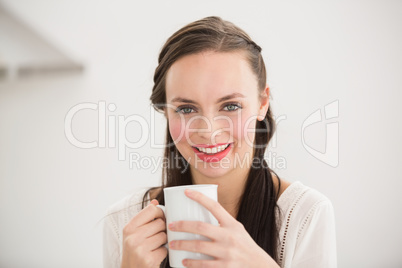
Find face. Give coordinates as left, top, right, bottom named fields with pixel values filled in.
left=165, top=50, right=269, bottom=179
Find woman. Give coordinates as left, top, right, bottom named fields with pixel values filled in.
left=103, top=16, right=337, bottom=268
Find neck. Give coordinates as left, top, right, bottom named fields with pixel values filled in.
left=190, top=165, right=250, bottom=219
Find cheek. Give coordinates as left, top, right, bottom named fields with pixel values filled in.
left=237, top=114, right=257, bottom=148
left=169, top=118, right=183, bottom=143
left=169, top=117, right=193, bottom=145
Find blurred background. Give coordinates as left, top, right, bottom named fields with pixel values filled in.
left=0, top=0, right=401, bottom=267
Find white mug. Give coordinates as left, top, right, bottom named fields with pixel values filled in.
left=156, top=184, right=219, bottom=268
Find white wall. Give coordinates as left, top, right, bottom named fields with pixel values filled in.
left=0, top=1, right=401, bottom=267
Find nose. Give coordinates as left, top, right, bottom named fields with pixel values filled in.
left=188, top=114, right=228, bottom=143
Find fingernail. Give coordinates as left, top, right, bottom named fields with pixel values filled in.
left=185, top=189, right=194, bottom=196
left=168, top=222, right=175, bottom=230
left=182, top=259, right=188, bottom=266
left=150, top=199, right=158, bottom=206
left=169, top=241, right=176, bottom=248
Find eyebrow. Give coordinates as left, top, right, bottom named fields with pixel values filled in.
left=170, top=93, right=246, bottom=104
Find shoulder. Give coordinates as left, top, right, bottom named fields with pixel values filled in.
left=277, top=180, right=332, bottom=213
left=275, top=181, right=337, bottom=267
left=275, top=180, right=336, bottom=231
left=104, top=188, right=150, bottom=232
left=108, top=188, right=148, bottom=212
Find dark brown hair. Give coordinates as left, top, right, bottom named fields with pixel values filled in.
left=143, top=16, right=282, bottom=266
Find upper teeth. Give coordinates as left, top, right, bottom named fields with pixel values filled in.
left=196, top=144, right=230, bottom=154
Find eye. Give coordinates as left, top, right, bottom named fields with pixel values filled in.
left=175, top=106, right=195, bottom=114
left=223, top=103, right=242, bottom=111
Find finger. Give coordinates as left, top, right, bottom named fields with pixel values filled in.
left=125, top=200, right=165, bottom=232
left=152, top=246, right=168, bottom=265
left=170, top=239, right=224, bottom=259
left=145, top=231, right=167, bottom=251
left=182, top=258, right=219, bottom=268
left=136, top=217, right=166, bottom=239
left=184, top=189, right=233, bottom=226
left=155, top=205, right=166, bottom=221
left=169, top=221, right=222, bottom=241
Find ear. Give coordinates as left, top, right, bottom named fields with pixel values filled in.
left=257, top=85, right=270, bottom=121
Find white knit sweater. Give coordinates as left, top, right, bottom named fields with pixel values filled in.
left=103, top=181, right=337, bottom=268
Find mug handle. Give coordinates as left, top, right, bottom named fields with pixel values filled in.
left=156, top=204, right=169, bottom=249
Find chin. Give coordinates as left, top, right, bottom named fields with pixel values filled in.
left=190, top=161, right=233, bottom=179
left=188, top=147, right=235, bottom=178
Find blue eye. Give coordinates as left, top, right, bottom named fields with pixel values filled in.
left=175, top=106, right=195, bottom=114
left=175, top=103, right=242, bottom=114
left=223, top=103, right=242, bottom=111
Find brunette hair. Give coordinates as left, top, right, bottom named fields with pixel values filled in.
left=143, top=16, right=282, bottom=266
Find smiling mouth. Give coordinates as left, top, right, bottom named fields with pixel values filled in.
left=193, top=143, right=230, bottom=154
left=191, top=143, right=233, bottom=163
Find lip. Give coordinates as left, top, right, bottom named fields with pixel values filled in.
left=192, top=143, right=233, bottom=163
left=192, top=143, right=230, bottom=148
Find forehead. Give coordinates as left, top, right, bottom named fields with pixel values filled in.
left=165, top=51, right=258, bottom=102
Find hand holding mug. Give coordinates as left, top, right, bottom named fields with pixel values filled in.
left=121, top=200, right=167, bottom=268
left=156, top=184, right=219, bottom=267
left=167, top=188, right=280, bottom=268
